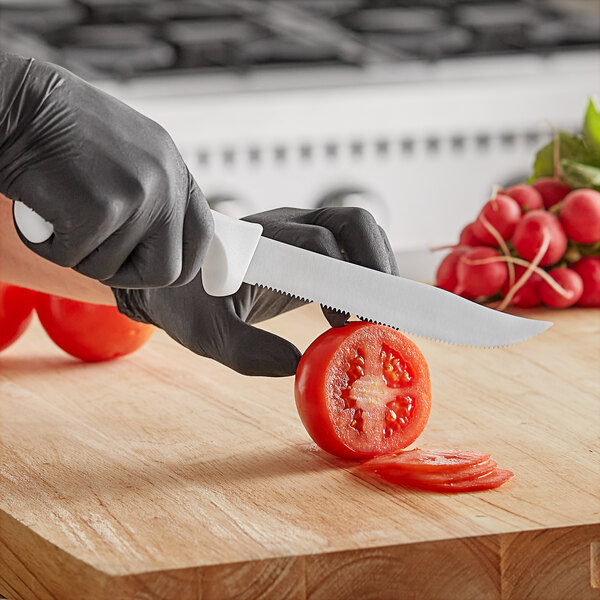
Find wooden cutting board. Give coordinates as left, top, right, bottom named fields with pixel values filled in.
left=0, top=304, right=599, bottom=600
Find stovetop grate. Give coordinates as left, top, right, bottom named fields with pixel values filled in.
left=0, top=0, right=598, bottom=79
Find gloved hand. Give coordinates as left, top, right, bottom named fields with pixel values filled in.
left=113, top=207, right=400, bottom=377
left=0, top=52, right=213, bottom=288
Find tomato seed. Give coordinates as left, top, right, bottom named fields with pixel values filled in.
left=381, top=344, right=413, bottom=388
left=383, top=396, right=414, bottom=431
left=350, top=408, right=365, bottom=433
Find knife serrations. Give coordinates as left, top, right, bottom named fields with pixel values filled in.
left=243, top=237, right=552, bottom=347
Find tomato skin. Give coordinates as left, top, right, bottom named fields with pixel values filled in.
left=0, top=283, right=36, bottom=352
left=295, top=322, right=431, bottom=460
left=295, top=324, right=355, bottom=458
left=36, top=294, right=154, bottom=362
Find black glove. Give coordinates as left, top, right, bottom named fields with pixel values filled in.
left=0, top=52, right=213, bottom=288
left=113, top=207, right=399, bottom=377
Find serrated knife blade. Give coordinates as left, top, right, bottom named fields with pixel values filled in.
left=244, top=237, right=552, bottom=347
left=11, top=201, right=551, bottom=346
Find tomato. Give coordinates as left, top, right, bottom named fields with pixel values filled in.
left=361, top=448, right=491, bottom=474
left=0, top=283, right=36, bottom=353
left=379, top=468, right=514, bottom=493
left=294, top=322, right=431, bottom=459
left=374, top=459, right=497, bottom=484
left=36, top=294, right=154, bottom=362
left=360, top=448, right=513, bottom=492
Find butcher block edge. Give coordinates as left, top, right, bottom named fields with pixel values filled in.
left=1, top=512, right=598, bottom=600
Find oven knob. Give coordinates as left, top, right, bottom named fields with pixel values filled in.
left=315, top=188, right=389, bottom=225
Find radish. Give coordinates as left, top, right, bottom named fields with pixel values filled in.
left=456, top=247, right=508, bottom=298
left=572, top=257, right=600, bottom=307
left=435, top=247, right=469, bottom=293
left=531, top=178, right=572, bottom=209
left=464, top=241, right=571, bottom=311
left=501, top=265, right=542, bottom=308
left=504, top=184, right=544, bottom=212
left=459, top=223, right=481, bottom=246
left=539, top=268, right=583, bottom=308
left=472, top=194, right=521, bottom=245
left=472, top=211, right=516, bottom=289
left=559, top=189, right=600, bottom=244
left=512, top=210, right=567, bottom=266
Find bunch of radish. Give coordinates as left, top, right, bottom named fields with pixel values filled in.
left=436, top=185, right=600, bottom=309
left=435, top=100, right=600, bottom=310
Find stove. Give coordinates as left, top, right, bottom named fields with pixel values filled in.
left=2, top=0, right=599, bottom=280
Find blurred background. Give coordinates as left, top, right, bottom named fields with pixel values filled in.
left=1, top=0, right=599, bottom=280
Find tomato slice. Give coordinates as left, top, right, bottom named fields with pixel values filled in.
left=295, top=322, right=431, bottom=459
left=362, top=449, right=491, bottom=474
left=378, top=459, right=498, bottom=484
left=381, top=468, right=515, bottom=493
left=361, top=448, right=514, bottom=492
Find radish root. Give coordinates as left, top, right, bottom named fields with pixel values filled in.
left=464, top=233, right=571, bottom=308
left=492, top=184, right=502, bottom=210
left=490, top=184, right=503, bottom=201
left=478, top=214, right=515, bottom=290
left=496, top=231, right=547, bottom=311
left=430, top=243, right=460, bottom=252
left=466, top=254, right=570, bottom=298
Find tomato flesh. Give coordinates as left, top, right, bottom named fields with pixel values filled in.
left=384, top=468, right=514, bottom=492
left=375, top=459, right=498, bottom=484
left=0, top=283, right=36, bottom=353
left=360, top=448, right=514, bottom=492
left=295, top=322, right=431, bottom=459
left=362, top=449, right=491, bottom=473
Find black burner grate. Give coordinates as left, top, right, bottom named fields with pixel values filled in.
left=0, top=0, right=598, bottom=79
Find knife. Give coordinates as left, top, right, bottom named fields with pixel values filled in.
left=13, top=202, right=552, bottom=347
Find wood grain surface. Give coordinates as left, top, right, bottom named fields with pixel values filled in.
left=0, top=304, right=598, bottom=600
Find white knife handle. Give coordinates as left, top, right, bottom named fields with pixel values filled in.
left=12, top=201, right=262, bottom=297
left=201, top=210, right=262, bottom=296
left=13, top=200, right=54, bottom=244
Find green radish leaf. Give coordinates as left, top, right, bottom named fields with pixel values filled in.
left=529, top=132, right=589, bottom=182
left=583, top=98, right=600, bottom=157
left=560, top=158, right=600, bottom=190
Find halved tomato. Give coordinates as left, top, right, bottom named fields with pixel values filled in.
left=294, top=322, right=431, bottom=459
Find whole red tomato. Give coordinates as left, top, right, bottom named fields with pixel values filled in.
left=0, top=283, right=36, bottom=352
left=36, top=294, right=154, bottom=362
left=295, top=322, right=431, bottom=460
